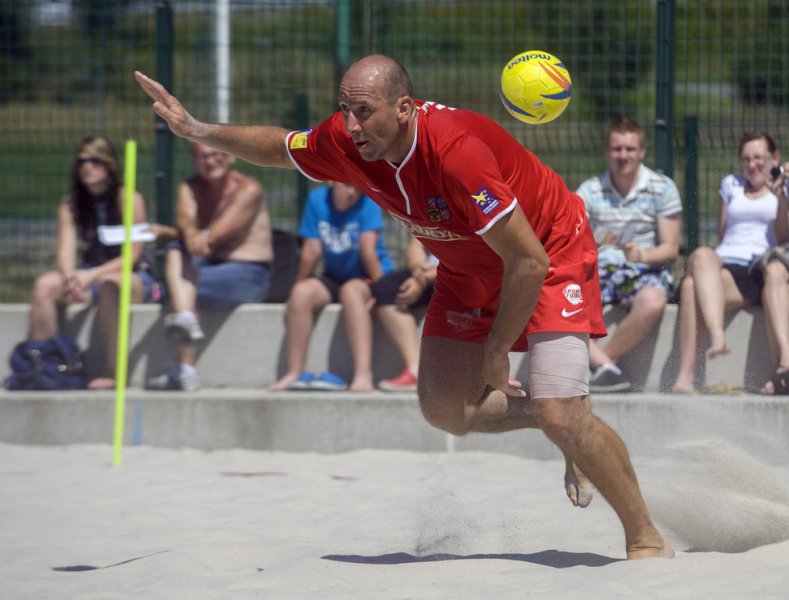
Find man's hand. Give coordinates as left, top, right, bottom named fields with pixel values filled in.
left=184, top=229, right=210, bottom=258
left=621, top=242, right=643, bottom=263
left=63, top=269, right=92, bottom=304
left=481, top=340, right=526, bottom=398
left=395, top=276, right=423, bottom=309
left=768, top=161, right=789, bottom=197
left=134, top=71, right=200, bottom=140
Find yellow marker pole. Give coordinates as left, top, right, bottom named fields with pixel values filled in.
left=113, top=140, right=137, bottom=467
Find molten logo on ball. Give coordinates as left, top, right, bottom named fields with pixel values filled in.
left=500, top=50, right=572, bottom=125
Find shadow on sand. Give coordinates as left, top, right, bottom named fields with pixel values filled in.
left=322, top=549, right=620, bottom=568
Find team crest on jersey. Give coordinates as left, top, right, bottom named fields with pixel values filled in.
left=471, top=186, right=500, bottom=215
left=288, top=129, right=312, bottom=150
left=426, top=195, right=450, bottom=222
left=562, top=283, right=583, bottom=306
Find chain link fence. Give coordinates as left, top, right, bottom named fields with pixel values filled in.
left=1, top=0, right=787, bottom=300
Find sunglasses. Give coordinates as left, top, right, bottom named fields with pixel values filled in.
left=76, top=157, right=104, bottom=166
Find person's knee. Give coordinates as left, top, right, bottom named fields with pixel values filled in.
left=418, top=394, right=469, bottom=436
left=633, top=287, right=667, bottom=321
left=533, top=396, right=592, bottom=452
left=679, top=273, right=695, bottom=297
left=286, top=281, right=322, bottom=311
left=338, top=279, right=369, bottom=304
left=32, top=271, right=62, bottom=301
left=763, top=261, right=789, bottom=286
left=687, top=246, right=716, bottom=271
left=95, top=276, right=121, bottom=299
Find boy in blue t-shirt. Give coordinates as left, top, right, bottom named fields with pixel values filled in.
left=269, top=182, right=394, bottom=392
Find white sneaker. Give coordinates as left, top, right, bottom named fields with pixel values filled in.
left=164, top=311, right=205, bottom=343
left=146, top=365, right=199, bottom=392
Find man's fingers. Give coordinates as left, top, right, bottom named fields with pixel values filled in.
left=505, top=378, right=526, bottom=397
left=134, top=71, right=174, bottom=111
left=500, top=383, right=526, bottom=398
left=134, top=71, right=160, bottom=99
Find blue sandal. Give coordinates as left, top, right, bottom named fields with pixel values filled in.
left=286, top=372, right=315, bottom=391
left=309, top=372, right=348, bottom=391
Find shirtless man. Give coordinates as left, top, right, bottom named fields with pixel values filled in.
left=147, top=143, right=273, bottom=391
left=136, top=55, right=672, bottom=558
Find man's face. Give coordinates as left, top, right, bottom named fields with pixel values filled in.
left=337, top=74, right=405, bottom=163
left=605, top=131, right=645, bottom=178
left=192, top=144, right=234, bottom=180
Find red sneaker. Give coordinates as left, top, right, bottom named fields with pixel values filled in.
left=378, top=369, right=418, bottom=392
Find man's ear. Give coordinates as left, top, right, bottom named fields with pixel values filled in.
left=397, top=96, right=414, bottom=123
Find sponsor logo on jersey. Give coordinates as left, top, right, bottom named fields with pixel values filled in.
left=426, top=195, right=450, bottom=222
left=389, top=212, right=466, bottom=241
left=562, top=283, right=583, bottom=306
left=471, top=186, right=500, bottom=215
left=288, top=129, right=312, bottom=150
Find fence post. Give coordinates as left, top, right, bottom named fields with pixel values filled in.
left=336, top=0, right=351, bottom=86
left=155, top=1, right=174, bottom=227
left=684, top=115, right=699, bottom=253
left=655, top=0, right=675, bottom=177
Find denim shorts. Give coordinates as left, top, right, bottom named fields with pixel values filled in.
left=193, top=258, right=272, bottom=310
left=89, top=269, right=160, bottom=304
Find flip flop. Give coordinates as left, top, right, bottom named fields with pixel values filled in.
left=771, top=370, right=789, bottom=395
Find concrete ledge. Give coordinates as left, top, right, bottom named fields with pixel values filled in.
left=0, top=303, right=416, bottom=388
left=0, top=301, right=774, bottom=392
left=0, top=389, right=786, bottom=460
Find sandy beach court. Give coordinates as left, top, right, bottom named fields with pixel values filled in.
left=1, top=441, right=788, bottom=599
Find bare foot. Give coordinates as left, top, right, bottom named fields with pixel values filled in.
left=707, top=331, right=730, bottom=359
left=627, top=535, right=675, bottom=560
left=760, top=380, right=774, bottom=395
left=564, top=460, right=594, bottom=508
left=268, top=373, right=299, bottom=392
left=349, top=374, right=374, bottom=392
left=87, top=377, right=115, bottom=390
left=670, top=381, right=695, bottom=394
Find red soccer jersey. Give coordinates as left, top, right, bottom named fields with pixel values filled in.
left=286, top=100, right=605, bottom=349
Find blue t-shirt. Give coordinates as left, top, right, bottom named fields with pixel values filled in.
left=299, top=186, right=394, bottom=281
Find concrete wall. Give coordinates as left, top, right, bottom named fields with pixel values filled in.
left=1, top=389, right=786, bottom=460
left=0, top=302, right=773, bottom=392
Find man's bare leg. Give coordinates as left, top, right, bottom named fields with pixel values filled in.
left=418, top=336, right=594, bottom=508
left=532, top=395, right=673, bottom=559
left=419, top=336, right=672, bottom=557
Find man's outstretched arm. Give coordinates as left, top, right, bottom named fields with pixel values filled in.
left=134, top=71, right=295, bottom=170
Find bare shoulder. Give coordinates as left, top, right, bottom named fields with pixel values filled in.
left=230, top=170, right=264, bottom=205
left=233, top=170, right=263, bottom=194
left=57, top=194, right=74, bottom=217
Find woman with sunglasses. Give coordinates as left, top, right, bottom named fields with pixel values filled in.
left=671, top=131, right=789, bottom=394
left=26, top=135, right=158, bottom=390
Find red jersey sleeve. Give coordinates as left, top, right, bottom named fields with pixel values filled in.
left=285, top=114, right=353, bottom=183
left=438, top=134, right=518, bottom=235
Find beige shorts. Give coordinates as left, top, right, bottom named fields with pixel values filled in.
left=523, top=332, right=590, bottom=399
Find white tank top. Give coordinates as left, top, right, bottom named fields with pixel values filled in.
left=715, top=174, right=777, bottom=264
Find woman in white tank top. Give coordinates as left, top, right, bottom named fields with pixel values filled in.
left=671, top=131, right=789, bottom=394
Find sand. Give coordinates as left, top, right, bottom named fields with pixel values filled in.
left=1, top=440, right=788, bottom=599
